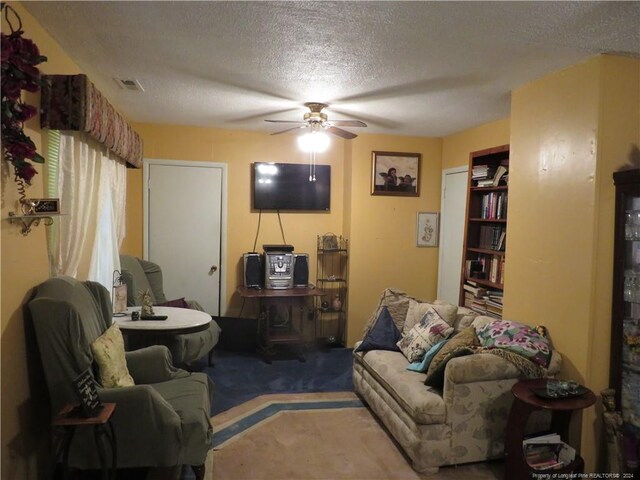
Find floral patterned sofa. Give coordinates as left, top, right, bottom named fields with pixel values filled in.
left=352, top=289, right=561, bottom=474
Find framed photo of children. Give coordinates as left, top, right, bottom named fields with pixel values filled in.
left=371, top=151, right=421, bottom=196
left=416, top=212, right=439, bottom=247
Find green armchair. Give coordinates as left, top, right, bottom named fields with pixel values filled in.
left=28, top=276, right=214, bottom=478
left=119, top=254, right=221, bottom=367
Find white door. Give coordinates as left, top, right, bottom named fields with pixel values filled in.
left=437, top=167, right=468, bottom=305
left=144, top=160, right=226, bottom=315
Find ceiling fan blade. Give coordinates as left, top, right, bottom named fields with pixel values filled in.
left=270, top=126, right=307, bottom=136
left=326, top=126, right=357, bottom=140
left=329, top=120, right=367, bottom=127
left=230, top=108, right=299, bottom=123
left=331, top=108, right=403, bottom=129
left=265, top=119, right=308, bottom=124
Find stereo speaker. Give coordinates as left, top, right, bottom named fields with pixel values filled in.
left=293, top=253, right=309, bottom=287
left=243, top=253, right=263, bottom=288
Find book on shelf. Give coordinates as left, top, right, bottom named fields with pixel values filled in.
left=523, top=433, right=576, bottom=470
left=492, top=165, right=508, bottom=186
left=480, top=192, right=508, bottom=219
left=463, top=282, right=486, bottom=297
left=473, top=165, right=508, bottom=187
left=471, top=164, right=496, bottom=181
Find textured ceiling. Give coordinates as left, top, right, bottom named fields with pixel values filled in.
left=23, top=1, right=640, bottom=137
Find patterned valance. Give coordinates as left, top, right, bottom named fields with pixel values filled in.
left=40, top=74, right=143, bottom=168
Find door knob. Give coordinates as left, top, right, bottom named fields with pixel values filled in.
left=209, top=265, right=218, bottom=275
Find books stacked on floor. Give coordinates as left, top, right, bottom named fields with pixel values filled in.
left=523, top=433, right=576, bottom=470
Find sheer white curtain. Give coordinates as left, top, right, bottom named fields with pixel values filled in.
left=49, top=131, right=127, bottom=291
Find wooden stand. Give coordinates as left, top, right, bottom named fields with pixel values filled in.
left=503, top=379, right=596, bottom=480
left=50, top=403, right=117, bottom=480
left=237, top=286, right=324, bottom=363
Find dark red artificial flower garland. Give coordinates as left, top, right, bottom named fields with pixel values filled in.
left=1, top=3, right=47, bottom=189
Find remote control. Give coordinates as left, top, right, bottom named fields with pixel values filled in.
left=140, top=315, right=168, bottom=321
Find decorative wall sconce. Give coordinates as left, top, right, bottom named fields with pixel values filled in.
left=7, top=197, right=61, bottom=236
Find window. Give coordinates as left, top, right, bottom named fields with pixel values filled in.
left=46, top=130, right=127, bottom=291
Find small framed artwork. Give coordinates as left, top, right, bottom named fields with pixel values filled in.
left=371, top=151, right=421, bottom=196
left=20, top=198, right=60, bottom=215
left=73, top=369, right=103, bottom=417
left=416, top=212, right=439, bottom=247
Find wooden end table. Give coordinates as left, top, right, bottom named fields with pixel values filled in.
left=503, top=379, right=596, bottom=480
left=237, top=286, right=324, bottom=363
left=50, top=403, right=117, bottom=480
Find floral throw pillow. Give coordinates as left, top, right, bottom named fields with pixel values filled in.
left=397, top=309, right=454, bottom=362
left=475, top=319, right=552, bottom=368
left=91, top=324, right=135, bottom=388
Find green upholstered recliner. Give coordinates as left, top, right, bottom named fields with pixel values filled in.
left=119, top=255, right=221, bottom=367
left=28, top=276, right=214, bottom=478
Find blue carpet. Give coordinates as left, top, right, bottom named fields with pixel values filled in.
left=205, top=347, right=354, bottom=415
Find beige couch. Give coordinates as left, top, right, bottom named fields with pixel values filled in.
left=352, top=290, right=561, bottom=474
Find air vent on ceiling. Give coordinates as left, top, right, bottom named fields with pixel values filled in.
left=114, top=77, right=144, bottom=92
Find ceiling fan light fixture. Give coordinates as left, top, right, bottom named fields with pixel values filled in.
left=297, top=131, right=330, bottom=153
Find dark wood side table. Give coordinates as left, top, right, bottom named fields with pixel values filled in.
left=50, top=403, right=117, bottom=480
left=237, top=286, right=324, bottom=362
left=503, top=379, right=596, bottom=480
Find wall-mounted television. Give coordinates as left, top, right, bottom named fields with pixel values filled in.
left=252, top=162, right=331, bottom=211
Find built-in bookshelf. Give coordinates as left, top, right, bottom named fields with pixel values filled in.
left=459, top=144, right=510, bottom=317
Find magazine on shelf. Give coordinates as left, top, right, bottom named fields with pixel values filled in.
left=522, top=432, right=576, bottom=470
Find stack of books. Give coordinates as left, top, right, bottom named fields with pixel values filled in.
left=476, top=165, right=509, bottom=187
left=523, top=433, right=576, bottom=470
left=472, top=164, right=496, bottom=183
left=485, top=290, right=503, bottom=318
left=462, top=281, right=488, bottom=315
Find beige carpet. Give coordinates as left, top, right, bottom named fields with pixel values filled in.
left=209, top=392, right=503, bottom=480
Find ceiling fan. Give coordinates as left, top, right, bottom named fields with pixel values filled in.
left=265, top=102, right=367, bottom=139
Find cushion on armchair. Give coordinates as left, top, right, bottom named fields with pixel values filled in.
left=158, top=297, right=190, bottom=309
left=91, top=324, right=135, bottom=388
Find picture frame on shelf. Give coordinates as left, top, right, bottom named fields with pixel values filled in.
left=371, top=151, right=421, bottom=196
left=416, top=212, right=439, bottom=247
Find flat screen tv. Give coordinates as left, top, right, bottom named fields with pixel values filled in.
left=252, top=162, right=331, bottom=211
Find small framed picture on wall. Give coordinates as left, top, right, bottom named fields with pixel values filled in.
left=416, top=212, right=439, bottom=247
left=371, top=151, right=421, bottom=196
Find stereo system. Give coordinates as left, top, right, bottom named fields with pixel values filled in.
left=243, top=246, right=309, bottom=290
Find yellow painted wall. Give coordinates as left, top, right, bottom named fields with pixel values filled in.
left=1, top=3, right=82, bottom=478
left=508, top=55, right=640, bottom=471
left=345, top=134, right=442, bottom=345
left=442, top=118, right=510, bottom=170
left=3, top=4, right=637, bottom=476
left=122, top=126, right=444, bottom=342
left=122, top=123, right=347, bottom=317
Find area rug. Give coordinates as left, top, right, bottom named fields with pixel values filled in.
left=208, top=392, right=503, bottom=480
left=205, top=347, right=354, bottom=415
